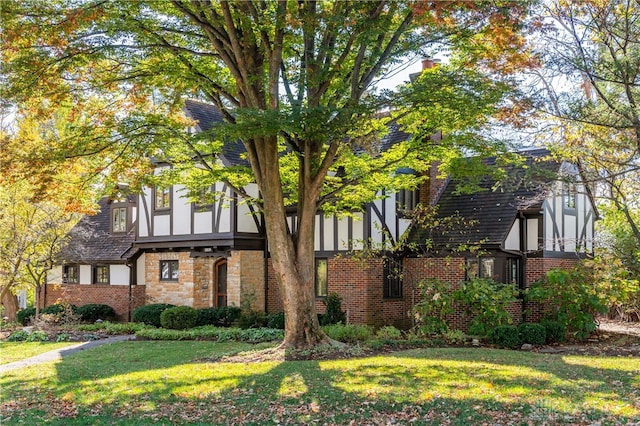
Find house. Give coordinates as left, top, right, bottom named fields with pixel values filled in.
left=43, top=100, right=597, bottom=328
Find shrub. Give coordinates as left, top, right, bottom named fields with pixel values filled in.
left=541, top=319, right=566, bottom=344
left=17, top=307, right=36, bottom=325
left=7, top=330, right=30, bottom=341
left=238, top=310, right=267, bottom=329
left=76, top=321, right=150, bottom=335
left=266, top=312, right=285, bottom=330
left=76, top=304, right=116, bottom=322
left=442, top=329, right=467, bottom=345
left=526, top=267, right=608, bottom=341
left=133, top=304, right=176, bottom=327
left=134, top=325, right=284, bottom=343
left=196, top=306, right=242, bottom=327
left=518, top=322, right=546, bottom=345
left=413, top=278, right=454, bottom=335
left=160, top=306, right=198, bottom=330
left=321, top=293, right=346, bottom=326
left=488, top=325, right=522, bottom=349
left=39, top=303, right=80, bottom=326
left=375, top=326, right=403, bottom=340
left=454, top=279, right=517, bottom=337
left=323, top=323, right=372, bottom=343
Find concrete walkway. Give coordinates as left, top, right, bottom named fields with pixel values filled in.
left=0, top=335, right=136, bottom=374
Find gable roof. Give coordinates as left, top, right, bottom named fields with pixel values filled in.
left=409, top=148, right=560, bottom=249
left=184, top=99, right=248, bottom=167
left=58, top=197, right=136, bottom=263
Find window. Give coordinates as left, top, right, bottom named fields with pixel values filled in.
left=396, top=188, right=420, bottom=213
left=194, top=186, right=213, bottom=212
left=506, top=258, right=520, bottom=286
left=160, top=260, right=179, bottom=281
left=564, top=182, right=576, bottom=209
left=63, top=265, right=79, bottom=284
left=466, top=257, right=495, bottom=280
left=155, top=186, right=171, bottom=210
left=93, top=265, right=109, bottom=284
left=112, top=207, right=127, bottom=233
left=315, top=258, right=328, bottom=298
left=383, top=258, right=403, bottom=298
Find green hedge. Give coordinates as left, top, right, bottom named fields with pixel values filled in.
left=132, top=304, right=176, bottom=327
left=76, top=304, right=116, bottom=322
left=196, top=306, right=242, bottom=327
left=17, top=307, right=36, bottom=325
left=488, top=325, right=522, bottom=349
left=518, top=322, right=546, bottom=345
left=322, top=323, right=373, bottom=344
left=160, top=306, right=198, bottom=330
left=135, top=326, right=284, bottom=343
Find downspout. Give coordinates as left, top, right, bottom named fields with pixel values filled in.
left=518, top=212, right=527, bottom=323
left=126, top=261, right=133, bottom=322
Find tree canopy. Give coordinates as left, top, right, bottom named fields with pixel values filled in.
left=1, top=0, right=536, bottom=347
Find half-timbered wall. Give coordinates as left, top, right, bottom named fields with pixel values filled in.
left=137, top=168, right=262, bottom=240
left=542, top=163, right=595, bottom=255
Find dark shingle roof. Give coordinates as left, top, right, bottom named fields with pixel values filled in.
left=58, top=198, right=136, bottom=263
left=409, top=148, right=559, bottom=248
left=184, top=99, right=248, bottom=167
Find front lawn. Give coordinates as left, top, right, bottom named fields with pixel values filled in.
left=1, top=342, right=638, bottom=425
left=0, top=342, right=78, bottom=365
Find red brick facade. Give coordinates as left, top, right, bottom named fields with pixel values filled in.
left=41, top=283, right=146, bottom=321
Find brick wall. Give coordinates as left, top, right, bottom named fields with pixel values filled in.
left=42, top=283, right=146, bottom=321
left=524, top=257, right=579, bottom=322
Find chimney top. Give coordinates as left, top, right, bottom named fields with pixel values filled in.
left=421, top=58, right=441, bottom=70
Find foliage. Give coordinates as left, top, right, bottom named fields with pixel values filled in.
left=441, top=329, right=468, bottom=346
left=375, top=326, right=403, bottom=340
left=526, top=267, right=608, bottom=341
left=160, top=306, right=198, bottom=330
left=75, top=321, right=151, bottom=335
left=266, top=312, right=285, bottom=330
left=322, top=323, right=373, bottom=344
left=76, top=304, right=116, bottom=323
left=36, top=303, right=81, bottom=326
left=135, top=326, right=283, bottom=343
left=132, top=304, right=176, bottom=328
left=321, top=293, right=346, bottom=326
left=517, top=323, right=546, bottom=346
left=0, top=0, right=535, bottom=348
left=237, top=310, right=267, bottom=330
left=453, top=279, right=517, bottom=337
left=413, top=278, right=454, bottom=335
left=540, top=319, right=567, bottom=344
left=7, top=329, right=49, bottom=342
left=195, top=306, right=242, bottom=327
left=16, top=307, right=36, bottom=325
left=488, top=325, right=522, bottom=349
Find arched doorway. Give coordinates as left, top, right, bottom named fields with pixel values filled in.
left=214, top=259, right=227, bottom=307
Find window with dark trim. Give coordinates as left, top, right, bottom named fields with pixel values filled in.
left=160, top=260, right=179, bottom=281
left=506, top=258, right=520, bottom=286
left=315, top=258, right=328, bottom=298
left=93, top=265, right=109, bottom=284
left=396, top=188, right=420, bottom=213
left=63, top=264, right=79, bottom=284
left=465, top=257, right=495, bottom=280
left=155, top=186, right=171, bottom=210
left=564, top=182, right=576, bottom=209
left=112, top=207, right=127, bottom=233
left=383, top=258, right=403, bottom=298
left=194, top=186, right=214, bottom=212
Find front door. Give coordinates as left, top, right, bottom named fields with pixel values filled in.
left=214, top=259, right=227, bottom=307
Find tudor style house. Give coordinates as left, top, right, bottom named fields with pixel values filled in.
left=44, top=100, right=597, bottom=328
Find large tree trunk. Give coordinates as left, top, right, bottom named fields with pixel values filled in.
left=0, top=286, right=19, bottom=322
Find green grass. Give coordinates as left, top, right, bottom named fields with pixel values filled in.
left=0, top=342, right=77, bottom=365
left=1, top=342, right=638, bottom=425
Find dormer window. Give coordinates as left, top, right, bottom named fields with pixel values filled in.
left=112, top=207, right=127, bottom=233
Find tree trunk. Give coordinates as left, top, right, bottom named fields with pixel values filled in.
left=0, top=286, right=19, bottom=322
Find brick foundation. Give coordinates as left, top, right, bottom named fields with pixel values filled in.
left=41, top=283, right=146, bottom=321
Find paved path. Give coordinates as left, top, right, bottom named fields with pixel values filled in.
left=0, top=335, right=136, bottom=374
